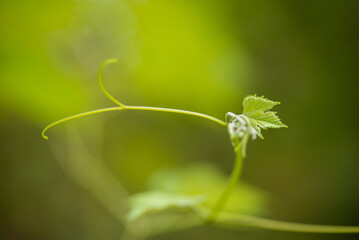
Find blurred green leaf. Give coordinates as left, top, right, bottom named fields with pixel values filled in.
left=147, top=163, right=268, bottom=215
left=127, top=191, right=206, bottom=221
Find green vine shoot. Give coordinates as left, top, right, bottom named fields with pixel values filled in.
left=42, top=59, right=359, bottom=235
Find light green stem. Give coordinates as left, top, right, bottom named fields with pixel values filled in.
left=97, top=58, right=126, bottom=108
left=211, top=145, right=244, bottom=219
left=42, top=58, right=226, bottom=140
left=125, top=106, right=226, bottom=126
left=42, top=106, right=226, bottom=140
left=42, top=107, right=124, bottom=140
left=216, top=212, right=359, bottom=234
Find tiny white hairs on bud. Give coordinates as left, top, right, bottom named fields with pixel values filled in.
left=226, top=112, right=257, bottom=147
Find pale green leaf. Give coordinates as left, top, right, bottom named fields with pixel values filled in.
left=243, top=95, right=287, bottom=139
left=243, top=95, right=280, bottom=114
left=127, top=191, right=206, bottom=221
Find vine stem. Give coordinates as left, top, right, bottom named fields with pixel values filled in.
left=42, top=58, right=226, bottom=140
left=216, top=212, right=359, bottom=233
left=124, top=106, right=226, bottom=126
left=42, top=107, right=123, bottom=140
left=97, top=59, right=126, bottom=108
left=211, top=144, right=244, bottom=219
left=42, top=106, right=226, bottom=140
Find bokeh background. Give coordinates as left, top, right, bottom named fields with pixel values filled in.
left=1, top=0, right=359, bottom=239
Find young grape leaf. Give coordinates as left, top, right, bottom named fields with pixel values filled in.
left=127, top=191, right=206, bottom=221
left=242, top=95, right=280, bottom=114
left=147, top=163, right=268, bottom=216
left=226, top=95, right=287, bottom=154
left=242, top=95, right=287, bottom=139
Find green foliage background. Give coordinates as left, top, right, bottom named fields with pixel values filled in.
left=1, top=0, right=359, bottom=239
